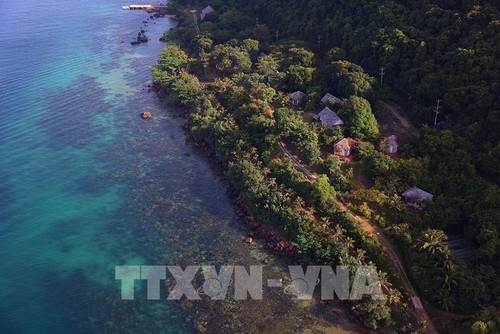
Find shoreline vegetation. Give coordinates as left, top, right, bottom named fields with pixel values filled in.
left=150, top=1, right=499, bottom=333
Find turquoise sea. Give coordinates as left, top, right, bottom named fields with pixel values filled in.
left=0, top=1, right=361, bottom=333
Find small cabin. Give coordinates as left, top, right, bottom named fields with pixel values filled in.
left=321, top=93, right=342, bottom=105
left=289, top=91, right=306, bottom=106
left=401, top=187, right=433, bottom=210
left=383, top=135, right=398, bottom=154
left=333, top=138, right=351, bottom=157
left=201, top=6, right=215, bottom=20
left=313, top=107, right=344, bottom=128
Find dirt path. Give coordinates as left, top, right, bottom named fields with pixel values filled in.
left=278, top=141, right=439, bottom=334
left=334, top=200, right=438, bottom=334
left=278, top=142, right=316, bottom=180
left=383, top=102, right=410, bottom=130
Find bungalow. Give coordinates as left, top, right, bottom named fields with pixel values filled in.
left=401, top=187, right=433, bottom=210
left=200, top=5, right=215, bottom=20
left=321, top=93, right=342, bottom=105
left=333, top=138, right=351, bottom=157
left=289, top=90, right=306, bottom=106
left=383, top=135, right=398, bottom=154
left=313, top=107, right=345, bottom=128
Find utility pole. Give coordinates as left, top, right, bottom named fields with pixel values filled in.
left=379, top=66, right=385, bottom=86
left=317, top=35, right=321, bottom=52
left=190, top=10, right=200, bottom=34
left=275, top=30, right=279, bottom=42
left=433, top=99, right=442, bottom=128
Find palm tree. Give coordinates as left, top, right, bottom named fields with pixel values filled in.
left=331, top=224, right=346, bottom=242
left=320, top=216, right=330, bottom=231
left=355, top=248, right=366, bottom=264
left=386, top=287, right=403, bottom=305
left=344, top=236, right=355, bottom=250
left=419, top=228, right=448, bottom=254
left=377, top=270, right=393, bottom=292
left=434, top=267, right=459, bottom=290
left=293, top=196, right=305, bottom=209
left=436, top=288, right=455, bottom=311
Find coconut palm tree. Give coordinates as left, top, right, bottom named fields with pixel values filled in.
left=377, top=270, right=393, bottom=292
left=386, top=287, right=403, bottom=305
left=355, top=248, right=366, bottom=264
left=320, top=216, right=330, bottom=231
left=436, top=288, right=455, bottom=311
left=331, top=224, right=346, bottom=242
left=344, top=236, right=355, bottom=250
left=434, top=266, right=459, bottom=291
left=419, top=228, right=448, bottom=254
left=293, top=196, right=305, bottom=209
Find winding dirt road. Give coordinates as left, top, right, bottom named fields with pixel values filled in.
left=278, top=102, right=439, bottom=333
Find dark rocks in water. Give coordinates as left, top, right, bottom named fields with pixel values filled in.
left=184, top=152, right=191, bottom=157
left=140, top=29, right=145, bottom=33
left=159, top=36, right=166, bottom=42
left=142, top=21, right=148, bottom=23
left=131, top=41, right=141, bottom=45
left=150, top=15, right=154, bottom=19
left=140, top=112, right=152, bottom=119
left=137, top=35, right=149, bottom=43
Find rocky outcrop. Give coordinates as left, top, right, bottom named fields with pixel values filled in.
left=140, top=111, right=152, bottom=119
left=137, top=34, right=149, bottom=43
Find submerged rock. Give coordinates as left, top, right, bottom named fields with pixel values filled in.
left=137, top=35, right=149, bottom=43
left=131, top=41, right=141, bottom=45
left=140, top=111, right=152, bottom=119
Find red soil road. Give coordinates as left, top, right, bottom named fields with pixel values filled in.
left=334, top=200, right=438, bottom=334
left=383, top=102, right=410, bottom=130
left=278, top=141, right=439, bottom=334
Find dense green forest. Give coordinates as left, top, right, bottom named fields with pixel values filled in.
left=174, top=0, right=500, bottom=181
left=154, top=0, right=499, bottom=332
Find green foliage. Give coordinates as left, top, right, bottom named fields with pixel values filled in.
left=161, top=1, right=500, bottom=321
left=209, top=43, right=252, bottom=75
left=274, top=108, right=321, bottom=164
left=339, top=96, right=379, bottom=140
left=196, top=36, right=213, bottom=52
left=256, top=54, right=279, bottom=76
left=153, top=44, right=189, bottom=76
left=470, top=306, right=500, bottom=334
left=241, top=38, right=259, bottom=53
left=310, top=174, right=336, bottom=208
left=471, top=321, right=488, bottom=334
left=356, top=141, right=394, bottom=179
left=286, top=65, right=315, bottom=91
left=359, top=298, right=392, bottom=329
left=330, top=60, right=375, bottom=98
left=318, top=125, right=343, bottom=146
left=321, top=155, right=351, bottom=191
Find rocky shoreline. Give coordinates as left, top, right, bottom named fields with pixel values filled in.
left=148, top=93, right=384, bottom=333
left=150, top=83, right=299, bottom=259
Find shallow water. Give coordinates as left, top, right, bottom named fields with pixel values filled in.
left=0, top=1, right=360, bottom=333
